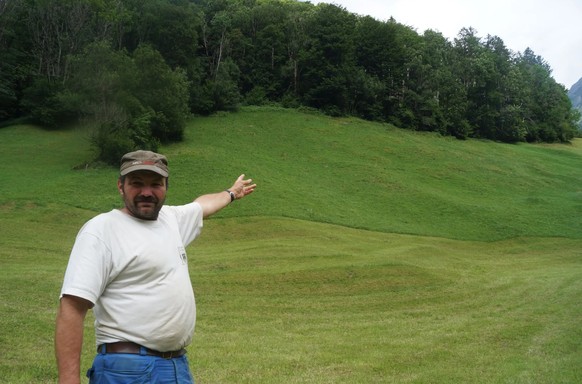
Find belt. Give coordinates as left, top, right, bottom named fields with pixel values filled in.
left=98, top=342, right=186, bottom=359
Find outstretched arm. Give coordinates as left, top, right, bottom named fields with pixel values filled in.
left=194, top=174, right=256, bottom=218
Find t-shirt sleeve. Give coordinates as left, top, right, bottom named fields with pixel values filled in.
left=168, top=202, right=204, bottom=246
left=60, top=229, right=111, bottom=304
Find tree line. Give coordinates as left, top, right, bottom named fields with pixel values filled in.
left=1, top=0, right=579, bottom=163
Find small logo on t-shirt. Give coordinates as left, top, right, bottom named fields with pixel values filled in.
left=178, top=247, right=188, bottom=265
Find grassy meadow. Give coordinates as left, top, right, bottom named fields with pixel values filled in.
left=0, top=106, right=581, bottom=383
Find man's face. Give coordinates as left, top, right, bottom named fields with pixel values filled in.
left=118, top=171, right=167, bottom=220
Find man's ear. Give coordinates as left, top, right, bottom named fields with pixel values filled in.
left=117, top=178, right=124, bottom=195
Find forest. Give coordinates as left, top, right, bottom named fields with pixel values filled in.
left=1, top=0, right=580, bottom=163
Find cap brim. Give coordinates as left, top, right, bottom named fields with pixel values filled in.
left=120, top=165, right=168, bottom=177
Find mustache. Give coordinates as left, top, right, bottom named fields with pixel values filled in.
left=134, top=196, right=159, bottom=203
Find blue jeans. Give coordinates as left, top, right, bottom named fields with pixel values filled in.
left=87, top=350, right=194, bottom=384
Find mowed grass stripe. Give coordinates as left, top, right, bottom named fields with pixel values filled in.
left=187, top=218, right=582, bottom=383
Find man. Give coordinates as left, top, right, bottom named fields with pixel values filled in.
left=55, top=150, right=256, bottom=384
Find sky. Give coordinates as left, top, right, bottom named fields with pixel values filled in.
left=313, top=0, right=582, bottom=89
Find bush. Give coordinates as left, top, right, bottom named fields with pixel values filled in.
left=243, top=86, right=268, bottom=106
left=21, top=79, right=76, bottom=128
left=91, top=123, right=135, bottom=166
left=281, top=93, right=301, bottom=109
left=132, top=46, right=190, bottom=142
left=91, top=113, right=160, bottom=166
left=61, top=41, right=188, bottom=162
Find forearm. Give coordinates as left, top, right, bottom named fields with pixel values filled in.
left=194, top=190, right=232, bottom=218
left=55, top=296, right=90, bottom=384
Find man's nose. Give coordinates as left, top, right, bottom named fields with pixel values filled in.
left=140, top=186, right=153, bottom=196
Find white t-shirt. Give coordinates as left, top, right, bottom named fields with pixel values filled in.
left=60, top=202, right=203, bottom=352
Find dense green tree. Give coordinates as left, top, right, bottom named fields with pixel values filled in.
left=472, top=35, right=512, bottom=141
left=299, top=3, right=357, bottom=115
left=420, top=30, right=470, bottom=138
left=353, top=16, right=397, bottom=121
left=0, top=0, right=35, bottom=120
left=119, top=0, right=200, bottom=68
left=485, top=36, right=527, bottom=142
left=389, top=22, right=426, bottom=129
left=196, top=58, right=240, bottom=114
left=496, top=64, right=528, bottom=142
left=516, top=48, right=578, bottom=142
left=62, top=41, right=188, bottom=162
left=131, top=44, right=190, bottom=142
left=453, top=28, right=488, bottom=137
left=238, top=0, right=289, bottom=100
left=26, top=0, right=98, bottom=82
left=280, top=0, right=311, bottom=101
left=1, top=0, right=578, bottom=146
left=193, top=1, right=242, bottom=114
left=63, top=41, right=151, bottom=161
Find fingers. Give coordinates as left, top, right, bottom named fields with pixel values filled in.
left=242, top=183, right=257, bottom=196
left=231, top=174, right=256, bottom=199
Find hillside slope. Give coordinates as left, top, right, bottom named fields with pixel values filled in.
left=174, top=107, right=582, bottom=241
left=2, top=107, right=582, bottom=241
left=569, top=76, right=582, bottom=129
left=569, top=77, right=582, bottom=109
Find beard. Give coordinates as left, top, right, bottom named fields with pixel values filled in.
left=124, top=195, right=165, bottom=220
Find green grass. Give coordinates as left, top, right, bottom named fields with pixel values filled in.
left=189, top=219, right=582, bottom=383
left=1, top=107, right=581, bottom=383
